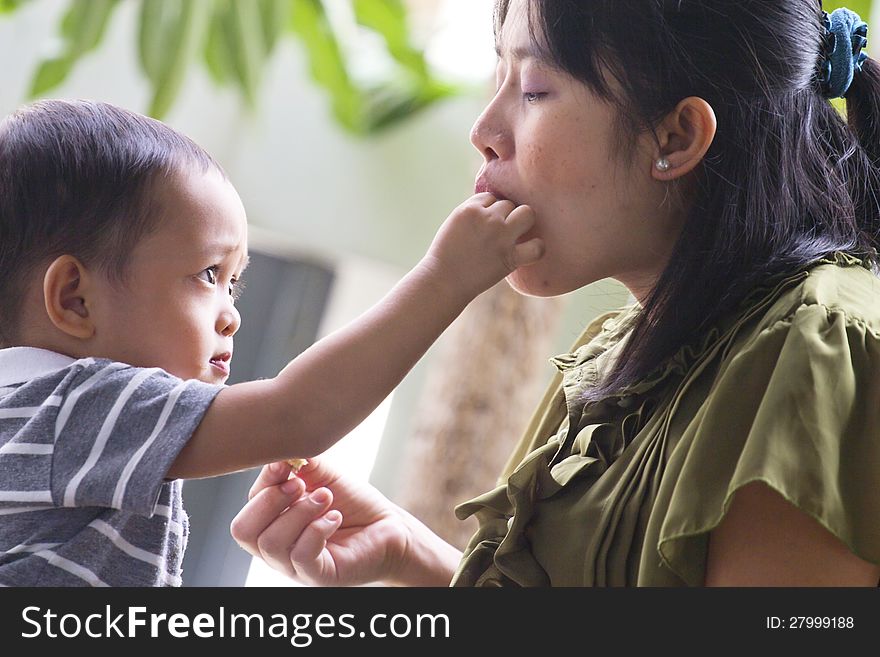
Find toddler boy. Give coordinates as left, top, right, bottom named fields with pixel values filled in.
left=0, top=99, right=542, bottom=586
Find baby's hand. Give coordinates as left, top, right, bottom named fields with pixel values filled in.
left=420, top=193, right=544, bottom=301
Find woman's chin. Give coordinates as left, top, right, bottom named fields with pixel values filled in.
left=506, top=267, right=607, bottom=299
left=505, top=270, right=561, bottom=298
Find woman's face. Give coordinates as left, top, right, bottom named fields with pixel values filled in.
left=471, top=0, right=685, bottom=302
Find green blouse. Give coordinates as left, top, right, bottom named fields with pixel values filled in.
left=451, top=252, right=880, bottom=586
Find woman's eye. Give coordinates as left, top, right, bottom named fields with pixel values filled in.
left=524, top=92, right=546, bottom=103
left=199, top=267, right=218, bottom=285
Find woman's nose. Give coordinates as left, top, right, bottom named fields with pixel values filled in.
left=470, top=97, right=510, bottom=162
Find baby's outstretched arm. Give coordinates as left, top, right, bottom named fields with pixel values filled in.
left=168, top=194, right=542, bottom=479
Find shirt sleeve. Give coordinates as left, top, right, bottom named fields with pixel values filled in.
left=655, top=302, right=880, bottom=585
left=43, top=360, right=223, bottom=515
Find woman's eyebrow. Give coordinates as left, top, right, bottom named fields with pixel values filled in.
left=494, top=42, right=555, bottom=68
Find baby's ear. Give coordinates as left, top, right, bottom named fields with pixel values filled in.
left=42, top=255, right=96, bottom=340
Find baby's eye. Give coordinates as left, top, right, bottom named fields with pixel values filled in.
left=228, top=277, right=242, bottom=301
left=198, top=266, right=218, bottom=285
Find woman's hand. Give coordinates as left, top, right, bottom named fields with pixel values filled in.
left=230, top=458, right=461, bottom=587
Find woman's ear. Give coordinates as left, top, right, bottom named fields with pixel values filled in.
left=652, top=96, right=717, bottom=181
left=42, top=255, right=96, bottom=340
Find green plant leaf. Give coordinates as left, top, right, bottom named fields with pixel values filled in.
left=206, top=0, right=267, bottom=104
left=362, top=78, right=458, bottom=133
left=30, top=57, right=74, bottom=97
left=350, top=0, right=457, bottom=132
left=0, top=0, right=29, bottom=14
left=352, top=0, right=427, bottom=80
left=203, top=0, right=235, bottom=85
left=206, top=0, right=286, bottom=89
left=138, top=0, right=170, bottom=83
left=145, top=0, right=212, bottom=119
left=29, top=0, right=120, bottom=97
left=229, top=0, right=267, bottom=107
left=20, top=0, right=459, bottom=135
left=823, top=1, right=872, bottom=23
left=258, top=0, right=290, bottom=56
left=290, top=0, right=363, bottom=132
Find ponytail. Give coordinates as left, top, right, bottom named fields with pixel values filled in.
left=844, top=56, right=880, bottom=256
left=846, top=56, right=880, bottom=165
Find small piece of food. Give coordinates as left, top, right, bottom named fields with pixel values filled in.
left=286, top=458, right=308, bottom=473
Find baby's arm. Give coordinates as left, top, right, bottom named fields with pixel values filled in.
left=168, top=193, right=542, bottom=479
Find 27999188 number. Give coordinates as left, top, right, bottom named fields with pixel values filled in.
left=766, top=616, right=854, bottom=629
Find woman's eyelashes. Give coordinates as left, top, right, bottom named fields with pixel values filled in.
left=524, top=91, right=547, bottom=103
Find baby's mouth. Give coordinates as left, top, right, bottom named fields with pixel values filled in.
left=210, top=352, right=232, bottom=376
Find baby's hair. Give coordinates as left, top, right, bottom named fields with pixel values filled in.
left=0, top=99, right=226, bottom=346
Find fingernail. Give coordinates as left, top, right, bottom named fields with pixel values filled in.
left=281, top=478, right=301, bottom=495
left=324, top=510, right=342, bottom=524
left=309, top=489, right=330, bottom=505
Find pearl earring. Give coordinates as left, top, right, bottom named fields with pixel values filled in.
left=655, top=157, right=671, bottom=172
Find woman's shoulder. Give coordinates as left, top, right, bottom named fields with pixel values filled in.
left=651, top=255, right=880, bottom=586
left=755, top=256, right=880, bottom=337
left=800, top=258, right=880, bottom=328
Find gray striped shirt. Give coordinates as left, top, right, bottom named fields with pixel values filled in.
left=0, top=347, right=222, bottom=586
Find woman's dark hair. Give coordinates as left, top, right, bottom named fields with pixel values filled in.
left=0, top=99, right=225, bottom=346
left=496, top=0, right=880, bottom=401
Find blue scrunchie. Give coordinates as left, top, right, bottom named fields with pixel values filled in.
left=819, top=8, right=869, bottom=99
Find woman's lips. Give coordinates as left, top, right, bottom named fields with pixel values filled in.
left=475, top=175, right=537, bottom=244
left=474, top=174, right=511, bottom=201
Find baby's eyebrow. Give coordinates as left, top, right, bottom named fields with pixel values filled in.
left=200, top=242, right=247, bottom=264
left=238, top=253, right=251, bottom=274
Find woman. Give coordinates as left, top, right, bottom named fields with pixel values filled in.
left=231, top=0, right=880, bottom=586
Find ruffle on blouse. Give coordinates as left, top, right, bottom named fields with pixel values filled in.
left=452, top=251, right=876, bottom=587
